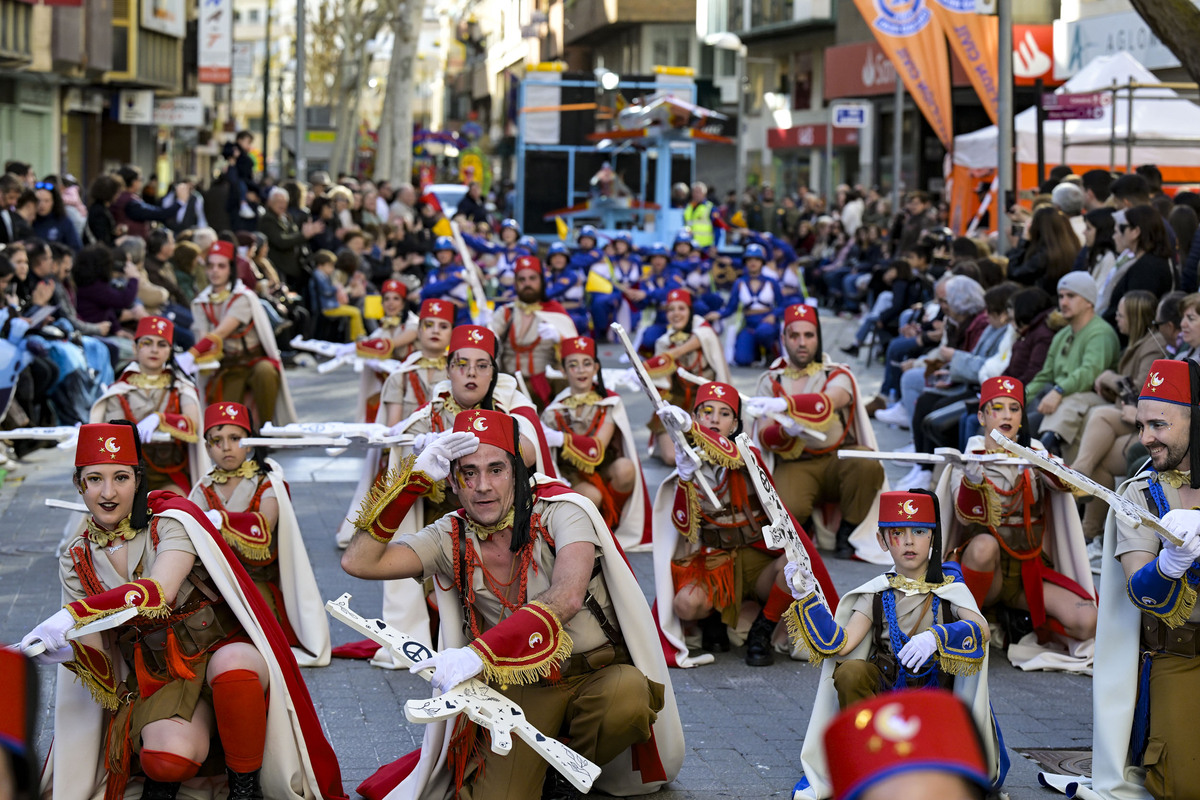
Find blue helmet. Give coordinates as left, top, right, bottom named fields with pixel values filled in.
left=434, top=236, right=456, bottom=253
left=674, top=229, right=693, bottom=245
left=500, top=218, right=521, bottom=234
left=613, top=231, right=633, bottom=245
left=517, top=235, right=538, bottom=251
left=578, top=224, right=598, bottom=243
left=645, top=243, right=669, bottom=259
left=547, top=241, right=570, bottom=259
left=743, top=243, right=767, bottom=261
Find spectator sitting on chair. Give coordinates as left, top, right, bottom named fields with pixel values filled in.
left=311, top=249, right=364, bottom=341
left=1025, top=272, right=1119, bottom=457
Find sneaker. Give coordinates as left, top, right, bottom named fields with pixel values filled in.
left=897, top=463, right=932, bottom=491
left=839, top=343, right=860, bottom=357
left=875, top=403, right=911, bottom=428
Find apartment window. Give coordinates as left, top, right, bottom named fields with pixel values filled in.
left=233, top=10, right=241, bottom=22
left=652, top=38, right=669, bottom=67
left=674, top=37, right=690, bottom=67
left=248, top=8, right=260, bottom=22
left=792, top=52, right=812, bottom=110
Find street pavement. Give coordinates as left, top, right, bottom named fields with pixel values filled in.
left=0, top=311, right=1092, bottom=798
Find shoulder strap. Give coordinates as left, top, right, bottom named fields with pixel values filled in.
left=871, top=590, right=887, bottom=653
left=583, top=559, right=621, bottom=646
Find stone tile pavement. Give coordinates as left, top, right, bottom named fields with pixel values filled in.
left=0, top=311, right=1091, bottom=798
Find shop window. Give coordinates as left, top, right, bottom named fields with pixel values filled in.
left=792, top=52, right=812, bottom=110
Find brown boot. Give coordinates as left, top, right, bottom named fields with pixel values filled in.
left=864, top=395, right=888, bottom=418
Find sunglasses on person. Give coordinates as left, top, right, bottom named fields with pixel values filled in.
left=34, top=182, right=54, bottom=191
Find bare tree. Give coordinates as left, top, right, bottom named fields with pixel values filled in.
left=304, top=0, right=342, bottom=108
left=1126, top=0, right=1200, bottom=83
left=374, top=0, right=423, bottom=185
left=327, top=0, right=391, bottom=176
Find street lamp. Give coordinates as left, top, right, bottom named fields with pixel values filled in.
left=704, top=32, right=747, bottom=196
left=595, top=68, right=620, bottom=92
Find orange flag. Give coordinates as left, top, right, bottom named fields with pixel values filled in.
left=851, top=0, right=955, bottom=149
left=929, top=0, right=1000, bottom=124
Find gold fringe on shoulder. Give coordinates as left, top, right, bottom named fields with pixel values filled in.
left=1162, top=582, right=1198, bottom=630
left=690, top=430, right=743, bottom=470
left=935, top=649, right=984, bottom=677
left=350, top=454, right=445, bottom=538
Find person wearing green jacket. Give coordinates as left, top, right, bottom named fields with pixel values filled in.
left=1026, top=271, right=1120, bottom=456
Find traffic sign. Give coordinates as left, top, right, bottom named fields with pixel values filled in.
left=832, top=102, right=870, bottom=129
left=1043, top=91, right=1111, bottom=121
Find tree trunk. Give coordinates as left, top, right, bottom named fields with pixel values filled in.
left=373, top=25, right=401, bottom=182
left=388, top=0, right=422, bottom=186
left=328, top=42, right=357, bottom=176
left=1126, top=0, right=1200, bottom=84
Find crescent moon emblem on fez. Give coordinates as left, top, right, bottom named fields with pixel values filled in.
left=902, top=499, right=919, bottom=516
left=874, top=702, right=920, bottom=741
left=473, top=416, right=489, bottom=432
left=104, top=437, right=120, bottom=454
left=1150, top=372, right=1163, bottom=388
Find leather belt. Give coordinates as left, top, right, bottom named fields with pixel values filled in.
left=1142, top=612, right=1200, bottom=658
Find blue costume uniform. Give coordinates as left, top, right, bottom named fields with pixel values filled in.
left=422, top=263, right=472, bottom=326
left=636, top=266, right=686, bottom=351
left=545, top=265, right=589, bottom=334
left=589, top=251, right=643, bottom=337
left=717, top=273, right=784, bottom=366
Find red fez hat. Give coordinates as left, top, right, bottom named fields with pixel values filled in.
left=453, top=408, right=516, bottom=457
left=825, top=689, right=990, bottom=800
left=449, top=325, right=495, bottom=358
left=784, top=302, right=819, bottom=328
left=380, top=279, right=407, bottom=298
left=207, top=240, right=236, bottom=261
left=878, top=490, right=938, bottom=528
left=979, top=376, right=1024, bottom=408
left=204, top=401, right=252, bottom=434
left=1141, top=359, right=1192, bottom=406
left=693, top=381, right=741, bottom=417
left=420, top=298, right=456, bottom=324
left=667, top=288, right=693, bottom=307
left=76, top=423, right=140, bottom=467
left=561, top=336, right=595, bottom=360
left=134, top=315, right=174, bottom=343
left=514, top=255, right=543, bottom=276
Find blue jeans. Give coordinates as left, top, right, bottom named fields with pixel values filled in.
left=881, top=336, right=924, bottom=396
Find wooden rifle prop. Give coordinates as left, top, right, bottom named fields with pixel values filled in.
left=326, top=593, right=602, bottom=793
left=989, top=429, right=1182, bottom=546
left=450, top=221, right=492, bottom=325
left=674, top=367, right=826, bottom=441
left=733, top=433, right=832, bottom=608
left=610, top=322, right=720, bottom=507
left=838, top=447, right=1026, bottom=467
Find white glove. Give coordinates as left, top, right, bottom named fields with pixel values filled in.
left=784, top=559, right=817, bottom=600
left=29, top=642, right=75, bottom=665
left=620, top=368, right=640, bottom=389
left=204, top=509, right=223, bottom=529
left=674, top=447, right=698, bottom=482
left=136, top=413, right=161, bottom=444
left=477, top=306, right=494, bottom=327
left=410, top=646, right=484, bottom=694
left=897, top=630, right=939, bottom=671
left=536, top=321, right=562, bottom=343
left=657, top=404, right=692, bottom=434
left=1157, top=511, right=1200, bottom=578
left=542, top=426, right=565, bottom=448
left=333, top=342, right=357, bottom=358
left=414, top=431, right=480, bottom=482
left=174, top=350, right=197, bottom=377
left=410, top=432, right=433, bottom=454
left=962, top=458, right=985, bottom=485
left=20, top=608, right=75, bottom=655
left=780, top=417, right=807, bottom=438
left=746, top=397, right=788, bottom=418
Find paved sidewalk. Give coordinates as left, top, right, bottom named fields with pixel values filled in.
left=0, top=312, right=1090, bottom=798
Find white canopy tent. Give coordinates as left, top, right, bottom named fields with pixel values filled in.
left=954, top=51, right=1200, bottom=171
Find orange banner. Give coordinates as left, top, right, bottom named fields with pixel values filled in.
left=929, top=0, right=999, bottom=123
left=851, top=0, right=955, bottom=149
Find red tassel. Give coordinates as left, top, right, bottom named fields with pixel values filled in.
left=103, top=703, right=134, bottom=800
left=134, top=646, right=168, bottom=698
left=164, top=629, right=197, bottom=681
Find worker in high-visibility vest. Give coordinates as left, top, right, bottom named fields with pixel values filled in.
left=682, top=182, right=734, bottom=249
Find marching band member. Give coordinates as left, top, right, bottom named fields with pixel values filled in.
left=708, top=243, right=783, bottom=367
left=541, top=335, right=650, bottom=551
left=937, top=376, right=1096, bottom=666
left=786, top=490, right=1003, bottom=800
left=642, top=288, right=731, bottom=464
left=19, top=422, right=344, bottom=800
left=349, top=278, right=411, bottom=424
left=418, top=237, right=471, bottom=326
left=488, top=255, right=577, bottom=410
left=545, top=242, right=588, bottom=335
left=91, top=315, right=205, bottom=492
left=650, top=382, right=837, bottom=668
left=185, top=240, right=298, bottom=425
left=189, top=401, right=331, bottom=667
left=748, top=303, right=886, bottom=561
left=341, top=410, right=683, bottom=799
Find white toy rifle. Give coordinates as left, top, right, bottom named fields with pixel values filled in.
left=326, top=593, right=601, bottom=793
left=450, top=221, right=492, bottom=325
left=674, top=367, right=826, bottom=441
left=733, top=433, right=831, bottom=608
left=290, top=335, right=407, bottom=375
left=545, top=365, right=639, bottom=392
left=989, top=429, right=1182, bottom=546
left=22, top=606, right=139, bottom=658
left=610, top=322, right=720, bottom=507
left=2, top=427, right=172, bottom=451
left=838, top=447, right=1026, bottom=467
